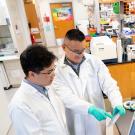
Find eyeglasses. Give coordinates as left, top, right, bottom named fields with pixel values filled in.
left=64, top=44, right=85, bottom=55
left=39, top=65, right=56, bottom=75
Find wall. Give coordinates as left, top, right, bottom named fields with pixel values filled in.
left=35, top=0, right=89, bottom=47
left=5, top=0, right=31, bottom=54
left=0, top=0, right=9, bottom=25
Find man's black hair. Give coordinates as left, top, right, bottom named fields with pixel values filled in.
left=20, top=44, right=56, bottom=76
left=65, top=29, right=85, bottom=42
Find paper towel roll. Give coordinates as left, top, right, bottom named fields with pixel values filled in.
left=116, top=39, right=123, bottom=63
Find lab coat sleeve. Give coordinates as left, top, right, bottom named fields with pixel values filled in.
left=97, top=59, right=123, bottom=108
left=52, top=71, right=91, bottom=115
left=9, top=104, right=43, bottom=135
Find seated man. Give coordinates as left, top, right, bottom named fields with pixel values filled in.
left=8, top=45, right=69, bottom=135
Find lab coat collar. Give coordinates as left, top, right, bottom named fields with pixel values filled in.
left=58, top=53, right=90, bottom=76
left=21, top=80, right=50, bottom=103
left=58, top=54, right=75, bottom=76
left=59, top=53, right=88, bottom=66
left=58, top=54, right=66, bottom=67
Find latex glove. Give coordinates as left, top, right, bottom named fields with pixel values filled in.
left=88, top=106, right=113, bottom=121
left=112, top=105, right=126, bottom=117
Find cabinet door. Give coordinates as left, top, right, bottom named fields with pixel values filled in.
left=131, top=63, right=135, bottom=98
left=0, top=78, right=11, bottom=135
left=108, top=64, right=132, bottom=99
left=0, top=63, right=10, bottom=88
left=3, top=60, right=25, bottom=86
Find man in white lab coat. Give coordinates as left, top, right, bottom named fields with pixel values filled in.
left=8, top=45, right=69, bottom=135
left=52, top=29, right=126, bottom=135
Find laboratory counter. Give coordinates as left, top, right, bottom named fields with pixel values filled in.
left=0, top=55, right=19, bottom=61
left=104, top=59, right=135, bottom=66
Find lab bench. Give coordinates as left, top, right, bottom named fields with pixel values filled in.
left=104, top=59, right=135, bottom=100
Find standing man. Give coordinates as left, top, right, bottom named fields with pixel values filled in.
left=9, top=45, right=69, bottom=135
left=52, top=29, right=125, bottom=135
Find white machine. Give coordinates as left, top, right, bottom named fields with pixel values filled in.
left=90, top=36, right=117, bottom=62
left=127, top=45, right=135, bottom=60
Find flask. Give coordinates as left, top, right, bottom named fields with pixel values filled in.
left=127, top=47, right=132, bottom=61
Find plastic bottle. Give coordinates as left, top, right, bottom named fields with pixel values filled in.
left=116, top=38, right=123, bottom=63
left=127, top=47, right=132, bottom=61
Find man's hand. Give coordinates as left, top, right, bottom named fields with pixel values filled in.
left=112, top=105, right=126, bottom=117
left=88, top=105, right=112, bottom=121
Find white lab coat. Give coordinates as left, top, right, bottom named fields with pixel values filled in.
left=8, top=81, right=69, bottom=135
left=52, top=53, right=123, bottom=135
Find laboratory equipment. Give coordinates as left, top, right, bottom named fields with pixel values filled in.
left=127, top=45, right=135, bottom=60
left=90, top=36, right=117, bottom=63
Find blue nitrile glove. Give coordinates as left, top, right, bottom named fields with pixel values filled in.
left=88, top=105, right=113, bottom=121
left=112, top=105, right=126, bottom=117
